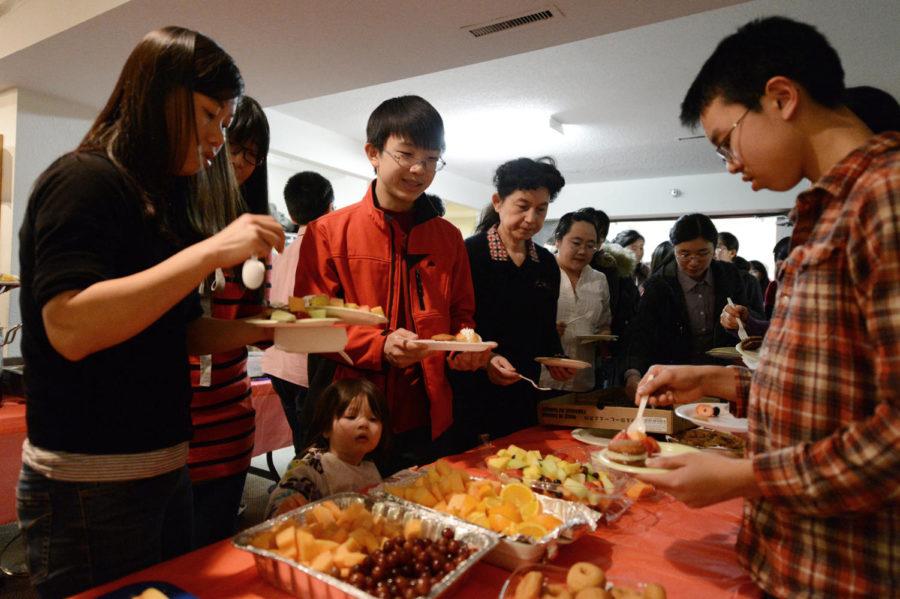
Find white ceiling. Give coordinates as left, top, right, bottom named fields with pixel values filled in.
left=1, top=0, right=898, bottom=186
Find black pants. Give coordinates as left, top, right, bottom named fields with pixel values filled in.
left=268, top=375, right=308, bottom=457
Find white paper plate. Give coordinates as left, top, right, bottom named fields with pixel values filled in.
left=272, top=325, right=348, bottom=354
left=576, top=334, right=618, bottom=344
left=571, top=428, right=613, bottom=447
left=735, top=342, right=761, bottom=370
left=674, top=403, right=748, bottom=434
left=323, top=306, right=388, bottom=325
left=594, top=442, right=700, bottom=474
left=535, top=357, right=592, bottom=369
left=244, top=318, right=340, bottom=327
left=414, top=340, right=497, bottom=352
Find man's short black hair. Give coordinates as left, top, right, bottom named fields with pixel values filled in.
left=680, top=16, right=845, bottom=127
left=718, top=231, right=739, bottom=253
left=670, top=213, right=718, bottom=245
left=844, top=86, right=900, bottom=134
left=283, top=171, right=334, bottom=225
left=366, top=95, right=445, bottom=152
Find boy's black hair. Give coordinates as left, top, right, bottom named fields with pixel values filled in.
left=773, top=236, right=791, bottom=261
left=553, top=210, right=600, bottom=243
left=680, top=16, right=845, bottom=128
left=366, top=95, right=445, bottom=152
left=844, top=86, right=900, bottom=134
left=306, top=378, right=391, bottom=460
left=717, top=231, right=740, bottom=253
left=283, top=171, right=334, bottom=225
left=670, top=213, right=718, bottom=245
left=578, top=207, right=610, bottom=240
left=475, top=156, right=565, bottom=233
left=611, top=229, right=644, bottom=249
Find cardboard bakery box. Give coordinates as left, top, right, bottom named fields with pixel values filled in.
left=537, top=388, right=693, bottom=435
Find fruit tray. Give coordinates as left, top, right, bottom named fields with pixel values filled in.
left=233, top=492, right=498, bottom=599
left=485, top=445, right=634, bottom=523
left=371, top=470, right=597, bottom=571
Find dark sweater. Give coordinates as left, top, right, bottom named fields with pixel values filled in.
left=625, top=259, right=749, bottom=374
left=19, top=152, right=200, bottom=453
left=449, top=231, right=562, bottom=449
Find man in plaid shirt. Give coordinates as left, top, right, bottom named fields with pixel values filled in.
left=632, top=17, right=899, bottom=598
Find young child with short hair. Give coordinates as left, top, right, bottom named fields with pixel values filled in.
left=266, top=378, right=389, bottom=518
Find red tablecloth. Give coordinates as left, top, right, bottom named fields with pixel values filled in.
left=0, top=400, right=27, bottom=524
left=75, top=427, right=761, bottom=599
left=0, top=379, right=290, bottom=525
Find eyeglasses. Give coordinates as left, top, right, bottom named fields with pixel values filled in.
left=675, top=249, right=713, bottom=262
left=229, top=144, right=264, bottom=166
left=566, top=238, right=597, bottom=253
left=715, top=107, right=751, bottom=164
left=386, top=150, right=446, bottom=173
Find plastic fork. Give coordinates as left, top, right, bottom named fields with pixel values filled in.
left=518, top=374, right=552, bottom=391
left=627, top=374, right=654, bottom=436
left=727, top=297, right=748, bottom=341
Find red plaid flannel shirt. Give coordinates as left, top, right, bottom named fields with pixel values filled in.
left=732, top=132, right=900, bottom=598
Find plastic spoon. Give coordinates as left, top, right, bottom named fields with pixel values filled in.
left=518, top=374, right=552, bottom=391
left=627, top=374, right=654, bottom=436
left=727, top=297, right=748, bottom=341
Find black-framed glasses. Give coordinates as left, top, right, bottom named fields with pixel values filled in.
left=229, top=144, right=264, bottom=166
left=715, top=107, right=751, bottom=164
left=386, top=150, right=446, bottom=173
left=675, top=248, right=713, bottom=262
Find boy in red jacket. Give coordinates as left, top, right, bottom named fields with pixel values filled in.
left=296, top=96, right=489, bottom=473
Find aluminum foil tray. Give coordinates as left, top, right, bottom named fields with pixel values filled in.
left=371, top=472, right=597, bottom=571
left=233, top=492, right=499, bottom=599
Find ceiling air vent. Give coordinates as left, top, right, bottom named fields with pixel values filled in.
left=466, top=8, right=557, bottom=38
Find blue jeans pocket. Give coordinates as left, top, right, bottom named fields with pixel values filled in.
left=16, top=487, right=52, bottom=583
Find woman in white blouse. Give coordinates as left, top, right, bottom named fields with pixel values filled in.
left=541, top=210, right=611, bottom=392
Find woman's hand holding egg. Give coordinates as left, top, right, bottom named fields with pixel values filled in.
left=203, top=213, right=285, bottom=272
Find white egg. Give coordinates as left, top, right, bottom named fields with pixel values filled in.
left=242, top=257, right=265, bottom=290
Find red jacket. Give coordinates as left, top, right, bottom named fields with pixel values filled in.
left=295, top=182, right=476, bottom=439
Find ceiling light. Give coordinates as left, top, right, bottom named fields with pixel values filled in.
left=549, top=116, right=564, bottom=135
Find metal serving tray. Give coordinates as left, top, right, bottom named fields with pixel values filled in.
left=233, top=492, right=499, bottom=599
left=370, top=472, right=597, bottom=571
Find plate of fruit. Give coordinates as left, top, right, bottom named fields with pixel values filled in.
left=376, top=460, right=595, bottom=544
left=485, top=445, right=632, bottom=521
left=296, top=294, right=388, bottom=325
left=594, top=431, right=698, bottom=475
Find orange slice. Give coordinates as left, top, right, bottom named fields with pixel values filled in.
left=515, top=521, right=549, bottom=539
left=500, top=482, right=535, bottom=508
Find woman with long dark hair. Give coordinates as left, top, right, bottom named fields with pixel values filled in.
left=186, top=96, right=273, bottom=548
left=16, top=27, right=283, bottom=596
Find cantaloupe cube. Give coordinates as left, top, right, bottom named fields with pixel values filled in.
left=434, top=460, right=453, bottom=476
left=251, top=530, right=276, bottom=550
left=310, top=550, right=334, bottom=572
left=411, top=486, right=438, bottom=507
left=275, top=525, right=296, bottom=552
left=403, top=518, right=423, bottom=540
left=309, top=504, right=335, bottom=527
left=296, top=529, right=316, bottom=563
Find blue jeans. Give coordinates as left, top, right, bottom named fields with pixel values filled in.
left=191, top=469, right=248, bottom=548
left=17, top=464, right=193, bottom=598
